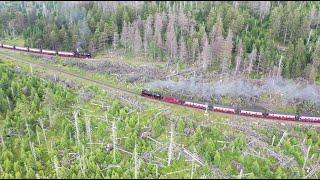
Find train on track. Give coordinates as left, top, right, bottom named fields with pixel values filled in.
left=141, top=89, right=320, bottom=123
left=0, top=43, right=91, bottom=59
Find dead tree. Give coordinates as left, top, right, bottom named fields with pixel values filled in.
left=134, top=142, right=139, bottom=179
left=277, top=131, right=287, bottom=147
left=29, top=141, right=37, bottom=161
left=168, top=122, right=175, bottom=166
left=301, top=138, right=311, bottom=170
left=38, top=118, right=49, bottom=151
left=24, top=118, right=31, bottom=138
left=112, top=120, right=117, bottom=162
left=85, top=115, right=93, bottom=151
left=305, top=161, right=320, bottom=178
left=73, top=110, right=81, bottom=146
left=29, top=63, right=33, bottom=76
left=53, top=156, right=60, bottom=178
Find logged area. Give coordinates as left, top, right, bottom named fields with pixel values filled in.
left=0, top=1, right=320, bottom=179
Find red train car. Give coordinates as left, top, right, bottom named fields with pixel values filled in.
left=184, top=101, right=208, bottom=110
left=0, top=42, right=91, bottom=59
left=267, top=113, right=296, bottom=121
left=42, top=49, right=57, bottom=55
left=299, top=116, right=320, bottom=123
left=213, top=106, right=236, bottom=114
left=58, top=51, right=75, bottom=57
left=15, top=46, right=29, bottom=52
left=162, top=96, right=182, bottom=105
left=29, top=48, right=41, bottom=53
left=2, top=44, right=14, bottom=49
left=240, top=110, right=264, bottom=118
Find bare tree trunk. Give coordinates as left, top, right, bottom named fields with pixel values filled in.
left=283, top=27, right=288, bottom=44
left=155, top=164, right=158, bottom=177
left=303, top=145, right=311, bottom=169
left=112, top=120, right=117, bottom=162
left=53, top=156, right=60, bottom=178
left=10, top=86, right=14, bottom=99
left=271, top=135, right=275, bottom=146
left=29, top=141, right=37, bottom=161
left=80, top=145, right=86, bottom=177
left=190, top=158, right=194, bottom=179
left=248, top=57, right=253, bottom=75
left=277, top=56, right=283, bottom=77
left=307, top=29, right=313, bottom=46
left=256, top=52, right=262, bottom=74
left=0, top=134, right=4, bottom=146
left=134, top=142, right=139, bottom=179
left=48, top=109, right=53, bottom=128
left=245, top=24, right=249, bottom=34
left=85, top=115, right=93, bottom=151
left=39, top=118, right=49, bottom=151
left=73, top=110, right=80, bottom=146
left=36, top=127, right=41, bottom=145
left=6, top=96, right=11, bottom=111
left=277, top=131, right=287, bottom=147
left=168, top=122, right=174, bottom=166
left=30, top=64, right=33, bottom=76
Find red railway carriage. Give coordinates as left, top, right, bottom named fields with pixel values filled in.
left=267, top=113, right=296, bottom=121
left=2, top=44, right=14, bottom=49
left=240, top=110, right=264, bottom=118
left=58, top=51, right=75, bottom=57
left=42, top=49, right=57, bottom=55
left=213, top=106, right=236, bottom=114
left=0, top=43, right=91, bottom=59
left=184, top=101, right=208, bottom=110
left=29, top=48, right=41, bottom=53
left=138, top=89, right=320, bottom=124
left=162, top=96, right=182, bottom=105
left=299, top=116, right=320, bottom=123
left=15, top=46, right=28, bottom=52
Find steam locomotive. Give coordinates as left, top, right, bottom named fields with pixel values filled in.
left=141, top=89, right=320, bottom=123
left=0, top=43, right=91, bottom=59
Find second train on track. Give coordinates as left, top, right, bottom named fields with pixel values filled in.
left=141, top=89, right=320, bottom=123
left=0, top=43, right=91, bottom=59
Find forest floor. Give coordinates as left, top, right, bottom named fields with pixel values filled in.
left=1, top=49, right=320, bottom=178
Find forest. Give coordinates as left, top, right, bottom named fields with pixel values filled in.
left=0, top=59, right=319, bottom=178
left=0, top=1, right=319, bottom=82
left=0, top=1, right=320, bottom=178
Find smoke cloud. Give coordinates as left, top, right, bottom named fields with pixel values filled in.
left=147, top=77, right=320, bottom=106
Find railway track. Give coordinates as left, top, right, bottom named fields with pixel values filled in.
left=0, top=49, right=319, bottom=127
left=0, top=49, right=138, bottom=95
